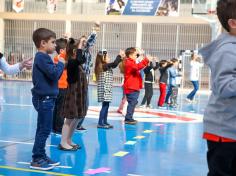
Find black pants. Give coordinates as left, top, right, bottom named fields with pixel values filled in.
left=52, top=89, right=67, bottom=133
left=141, top=83, right=153, bottom=106
left=207, top=140, right=236, bottom=176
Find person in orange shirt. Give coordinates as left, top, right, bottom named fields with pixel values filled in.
left=52, top=38, right=67, bottom=134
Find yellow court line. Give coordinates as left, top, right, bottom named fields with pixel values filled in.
left=0, top=165, right=76, bottom=176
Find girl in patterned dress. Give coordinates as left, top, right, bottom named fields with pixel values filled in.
left=95, top=49, right=124, bottom=129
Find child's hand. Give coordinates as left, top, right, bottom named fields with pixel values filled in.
left=20, top=57, right=33, bottom=70
left=58, top=57, right=65, bottom=64
left=146, top=55, right=153, bottom=62
left=119, top=49, right=125, bottom=58
left=153, top=57, right=159, bottom=62
left=92, top=21, right=100, bottom=33
left=62, top=32, right=71, bottom=39
left=78, top=38, right=86, bottom=49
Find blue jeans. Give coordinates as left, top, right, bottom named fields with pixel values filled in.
left=98, top=102, right=110, bottom=125
left=187, top=81, right=199, bottom=100
left=165, top=85, right=172, bottom=104
left=32, top=96, right=56, bottom=161
left=125, top=91, right=140, bottom=121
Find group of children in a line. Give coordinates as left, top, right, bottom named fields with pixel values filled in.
left=29, top=0, right=236, bottom=174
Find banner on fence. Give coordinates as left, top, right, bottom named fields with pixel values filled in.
left=106, top=0, right=179, bottom=16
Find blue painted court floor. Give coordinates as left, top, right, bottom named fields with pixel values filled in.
left=0, top=81, right=209, bottom=176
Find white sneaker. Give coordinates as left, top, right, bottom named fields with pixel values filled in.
left=185, top=98, right=192, bottom=103
left=139, top=105, right=146, bottom=108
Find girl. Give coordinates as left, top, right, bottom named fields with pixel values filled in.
left=140, top=57, right=159, bottom=108
left=186, top=53, right=203, bottom=103
left=95, top=49, right=124, bottom=129
left=165, top=58, right=179, bottom=108
left=59, top=38, right=87, bottom=151
left=123, top=47, right=150, bottom=125
left=158, top=60, right=169, bottom=107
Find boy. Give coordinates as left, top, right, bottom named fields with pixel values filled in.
left=123, top=47, right=150, bottom=124
left=31, top=28, right=65, bottom=170
left=199, top=0, right=236, bottom=175
left=52, top=38, right=67, bottom=134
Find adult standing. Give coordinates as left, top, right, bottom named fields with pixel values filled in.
left=186, top=53, right=203, bottom=103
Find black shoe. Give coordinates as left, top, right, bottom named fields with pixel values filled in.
left=58, top=144, right=78, bottom=151
left=124, top=119, right=138, bottom=125
left=104, top=123, right=114, bottom=129
left=76, top=126, right=87, bottom=131
left=70, top=144, right=81, bottom=150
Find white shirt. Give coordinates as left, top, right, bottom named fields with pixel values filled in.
left=0, top=56, right=20, bottom=75
left=189, top=60, right=203, bottom=81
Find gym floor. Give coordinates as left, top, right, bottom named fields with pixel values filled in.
left=0, top=81, right=209, bottom=176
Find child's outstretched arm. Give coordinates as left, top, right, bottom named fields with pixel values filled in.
left=130, top=57, right=149, bottom=72
left=85, top=32, right=97, bottom=51
left=103, top=55, right=122, bottom=71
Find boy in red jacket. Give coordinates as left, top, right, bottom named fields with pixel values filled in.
left=123, top=47, right=150, bottom=124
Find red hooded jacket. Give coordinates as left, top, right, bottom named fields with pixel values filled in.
left=124, top=57, right=149, bottom=94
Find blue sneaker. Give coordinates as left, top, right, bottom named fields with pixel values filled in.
left=30, top=159, right=54, bottom=171
left=45, top=156, right=60, bottom=166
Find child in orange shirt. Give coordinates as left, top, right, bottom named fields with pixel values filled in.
left=52, top=38, right=67, bottom=134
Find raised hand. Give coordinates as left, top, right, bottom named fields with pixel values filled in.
left=119, top=49, right=125, bottom=58
left=146, top=55, right=153, bottom=62
left=20, top=57, right=33, bottom=70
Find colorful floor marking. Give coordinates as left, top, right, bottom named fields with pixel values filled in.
left=143, top=130, right=153, bottom=133
left=17, top=162, right=72, bottom=169
left=154, top=123, right=164, bottom=126
left=88, top=106, right=202, bottom=122
left=0, top=166, right=75, bottom=176
left=0, top=140, right=57, bottom=147
left=133, top=136, right=145, bottom=140
left=113, top=151, right=129, bottom=157
left=124, top=141, right=137, bottom=145
left=84, top=167, right=111, bottom=175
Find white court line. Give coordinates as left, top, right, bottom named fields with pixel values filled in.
left=17, top=162, right=72, bottom=169
left=0, top=140, right=57, bottom=147
left=1, top=103, right=32, bottom=107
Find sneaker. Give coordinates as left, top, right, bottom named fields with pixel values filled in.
left=30, top=159, right=54, bottom=171
left=146, top=105, right=153, bottom=109
left=104, top=123, right=114, bottom=129
left=97, top=124, right=110, bottom=129
left=45, top=156, right=60, bottom=166
left=139, top=105, right=146, bottom=108
left=185, top=98, right=192, bottom=103
left=76, top=126, right=87, bottom=131
left=124, top=119, right=137, bottom=125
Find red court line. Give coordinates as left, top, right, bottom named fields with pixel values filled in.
left=88, top=108, right=196, bottom=121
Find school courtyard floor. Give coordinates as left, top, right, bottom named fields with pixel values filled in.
left=0, top=81, right=209, bottom=176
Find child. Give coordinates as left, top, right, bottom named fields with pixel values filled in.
left=31, top=28, right=65, bottom=170
left=95, top=49, right=124, bottom=128
left=52, top=38, right=67, bottom=134
left=123, top=47, right=150, bottom=124
left=186, top=52, right=203, bottom=103
left=165, top=58, right=179, bottom=108
left=140, top=58, right=159, bottom=108
left=76, top=25, right=98, bottom=131
left=59, top=38, right=87, bottom=151
left=200, top=0, right=236, bottom=175
left=157, top=60, right=169, bottom=107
